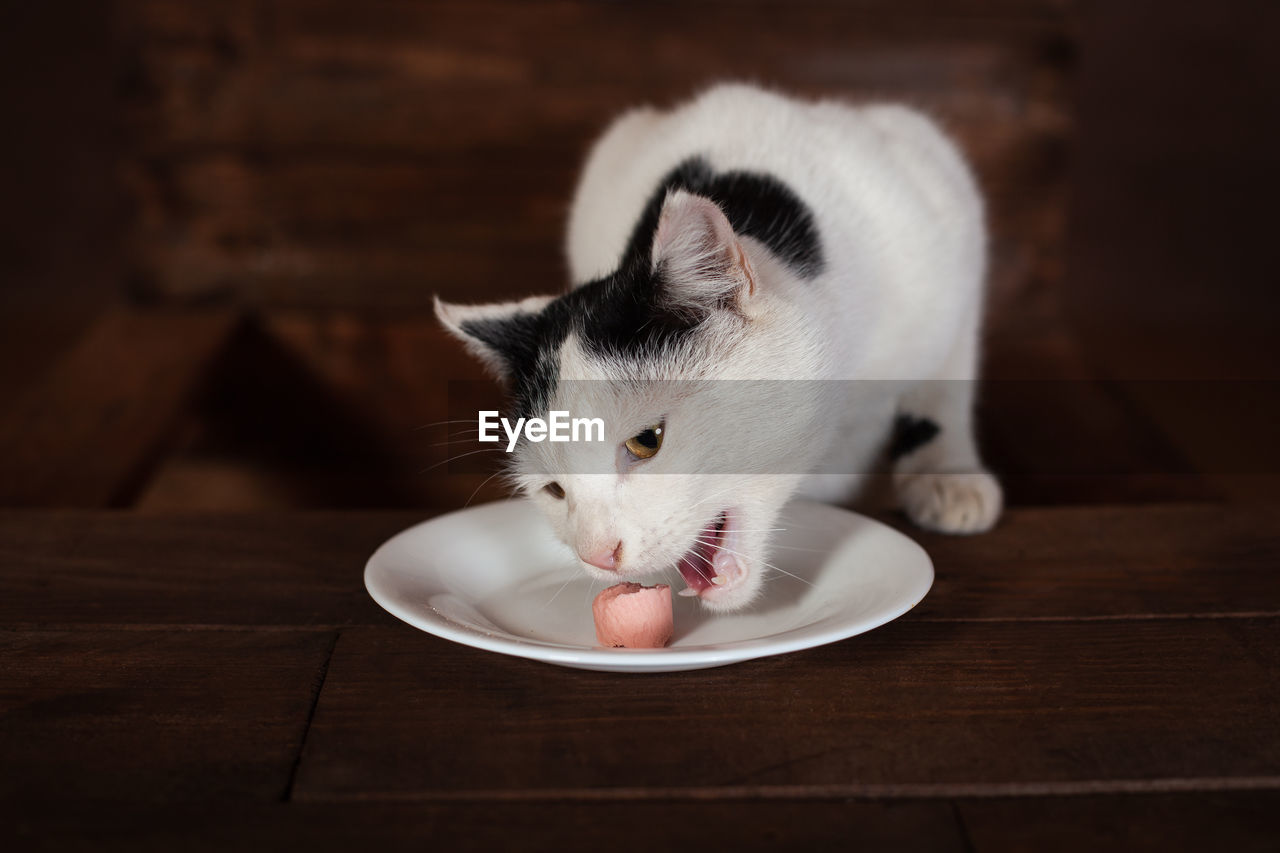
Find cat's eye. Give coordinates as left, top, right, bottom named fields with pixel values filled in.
left=624, top=423, right=665, bottom=460
left=544, top=482, right=565, bottom=499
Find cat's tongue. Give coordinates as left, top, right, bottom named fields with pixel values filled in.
left=676, top=513, right=727, bottom=595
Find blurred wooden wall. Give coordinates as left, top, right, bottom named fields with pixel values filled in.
left=3, top=0, right=1103, bottom=512
left=117, top=0, right=1075, bottom=329
left=7, top=1, right=1273, bottom=513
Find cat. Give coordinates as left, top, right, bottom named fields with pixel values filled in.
left=436, top=83, right=1002, bottom=611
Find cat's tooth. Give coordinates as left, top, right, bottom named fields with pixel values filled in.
left=711, top=576, right=726, bottom=585
left=677, top=587, right=700, bottom=597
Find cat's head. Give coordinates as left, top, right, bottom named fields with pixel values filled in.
left=436, top=191, right=826, bottom=610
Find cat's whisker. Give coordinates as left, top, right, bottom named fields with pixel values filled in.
left=418, top=447, right=504, bottom=474
left=705, top=527, right=787, bottom=533
left=690, top=538, right=815, bottom=588
left=414, top=419, right=484, bottom=432
left=679, top=482, right=737, bottom=503
left=429, top=434, right=485, bottom=448
left=541, top=572, right=576, bottom=609
left=758, top=562, right=815, bottom=587
left=464, top=469, right=506, bottom=508
left=687, top=548, right=715, bottom=568
left=581, top=573, right=604, bottom=610
left=687, top=485, right=743, bottom=508
left=683, top=549, right=716, bottom=583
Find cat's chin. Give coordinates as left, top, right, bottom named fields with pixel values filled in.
left=672, top=508, right=756, bottom=611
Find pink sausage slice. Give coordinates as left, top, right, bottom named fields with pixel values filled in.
left=592, top=582, right=674, bottom=648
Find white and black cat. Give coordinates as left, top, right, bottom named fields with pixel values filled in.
left=437, top=83, right=1002, bottom=611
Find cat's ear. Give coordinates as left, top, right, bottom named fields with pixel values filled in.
left=434, top=294, right=555, bottom=380
left=651, top=190, right=758, bottom=319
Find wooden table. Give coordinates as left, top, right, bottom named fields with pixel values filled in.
left=4, top=504, right=1278, bottom=851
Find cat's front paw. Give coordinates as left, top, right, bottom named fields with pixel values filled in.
left=895, top=470, right=1002, bottom=535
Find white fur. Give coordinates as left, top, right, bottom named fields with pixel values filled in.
left=442, top=84, right=1003, bottom=611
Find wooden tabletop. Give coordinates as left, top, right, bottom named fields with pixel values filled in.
left=4, top=504, right=1278, bottom=851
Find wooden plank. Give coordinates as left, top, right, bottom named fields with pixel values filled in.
left=4, top=800, right=965, bottom=852
left=291, top=618, right=1280, bottom=799
left=3, top=505, right=1275, bottom=628
left=118, top=0, right=1077, bottom=40
left=8, top=795, right=1279, bottom=852
left=123, top=2, right=1073, bottom=156
left=0, top=512, right=416, bottom=627
left=958, top=791, right=1280, bottom=853
left=115, top=0, right=1074, bottom=309
left=133, top=457, right=504, bottom=512
left=124, top=127, right=1065, bottom=310
left=0, top=630, right=335, bottom=802
left=904, top=504, right=1280, bottom=620
left=978, top=327, right=1215, bottom=504
left=0, top=308, right=239, bottom=507
left=1105, top=379, right=1280, bottom=504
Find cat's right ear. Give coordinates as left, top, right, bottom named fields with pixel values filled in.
left=651, top=190, right=758, bottom=321
left=434, top=294, right=555, bottom=381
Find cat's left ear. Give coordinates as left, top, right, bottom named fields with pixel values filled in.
left=434, top=294, right=555, bottom=381
left=651, top=190, right=758, bottom=319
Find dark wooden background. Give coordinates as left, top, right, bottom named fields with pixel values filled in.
left=115, top=0, right=1070, bottom=317
left=2, top=0, right=1279, bottom=849
left=2, top=0, right=1277, bottom=514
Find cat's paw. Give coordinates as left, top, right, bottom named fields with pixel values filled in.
left=895, top=470, right=1002, bottom=535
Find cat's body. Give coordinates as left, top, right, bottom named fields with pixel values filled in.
left=438, top=84, right=1001, bottom=611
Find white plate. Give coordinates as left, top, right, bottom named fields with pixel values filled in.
left=364, top=499, right=933, bottom=673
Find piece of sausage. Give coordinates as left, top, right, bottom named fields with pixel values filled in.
left=592, top=582, right=674, bottom=648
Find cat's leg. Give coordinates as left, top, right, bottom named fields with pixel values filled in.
left=892, top=335, right=1003, bottom=534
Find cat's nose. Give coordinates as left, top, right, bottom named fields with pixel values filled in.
left=579, top=541, right=623, bottom=571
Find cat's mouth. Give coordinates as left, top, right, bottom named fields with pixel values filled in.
left=674, top=510, right=745, bottom=599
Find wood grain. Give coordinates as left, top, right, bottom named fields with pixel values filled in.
left=0, top=511, right=414, bottom=627
left=978, top=326, right=1215, bottom=504
left=0, top=308, right=239, bottom=507
left=3, top=505, right=1274, bottom=629
left=8, top=793, right=1279, bottom=852
left=115, top=0, right=1075, bottom=314
left=0, top=629, right=335, bottom=801
left=903, top=503, right=1280, bottom=620
left=291, top=618, right=1280, bottom=799
left=4, top=799, right=965, bottom=852
left=957, top=791, right=1280, bottom=853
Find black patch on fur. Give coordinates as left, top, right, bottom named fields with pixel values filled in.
left=889, top=414, right=941, bottom=460
left=459, top=309, right=571, bottom=420
left=461, top=156, right=824, bottom=418
left=458, top=313, right=543, bottom=371
left=460, top=266, right=701, bottom=419
left=622, top=156, right=825, bottom=278
left=565, top=155, right=824, bottom=362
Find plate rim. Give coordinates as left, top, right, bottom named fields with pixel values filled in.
left=364, top=499, right=934, bottom=671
